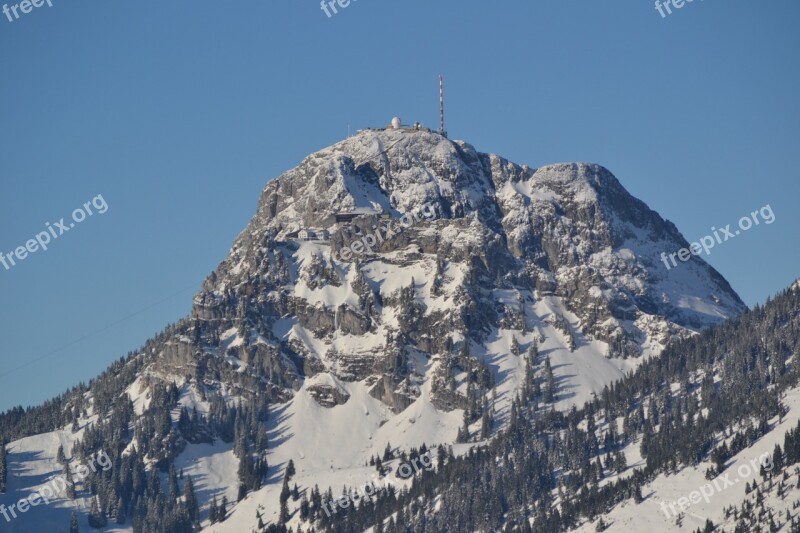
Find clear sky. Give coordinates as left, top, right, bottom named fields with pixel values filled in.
left=1, top=0, right=798, bottom=412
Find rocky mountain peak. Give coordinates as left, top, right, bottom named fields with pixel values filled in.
left=172, top=130, right=748, bottom=419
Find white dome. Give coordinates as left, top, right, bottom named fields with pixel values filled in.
left=391, top=117, right=402, bottom=129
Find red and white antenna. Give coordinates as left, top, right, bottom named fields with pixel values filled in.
left=439, top=75, right=447, bottom=138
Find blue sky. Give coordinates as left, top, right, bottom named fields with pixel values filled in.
left=1, top=0, right=798, bottom=411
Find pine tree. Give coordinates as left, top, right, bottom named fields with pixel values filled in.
left=57, top=444, right=66, bottom=464
left=633, top=485, right=643, bottom=503
left=300, top=495, right=310, bottom=521
left=178, top=407, right=191, bottom=436
left=773, top=443, right=785, bottom=472
left=256, top=427, right=269, bottom=453
left=383, top=443, right=393, bottom=461
left=481, top=403, right=492, bottom=439
left=209, top=496, right=219, bottom=524
left=64, top=465, right=76, bottom=499
left=70, top=511, right=80, bottom=533
left=279, top=496, right=290, bottom=524
left=168, top=463, right=179, bottom=502
left=219, top=496, right=228, bottom=522
left=184, top=475, right=200, bottom=525
left=280, top=478, right=290, bottom=505
left=544, top=356, right=555, bottom=403
left=615, top=450, right=627, bottom=473
left=457, top=408, right=471, bottom=443
left=238, top=452, right=265, bottom=497
left=278, top=476, right=293, bottom=524
left=115, top=496, right=126, bottom=525
left=88, top=496, right=107, bottom=528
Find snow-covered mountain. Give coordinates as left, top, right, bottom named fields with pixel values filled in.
left=187, top=126, right=744, bottom=408
left=0, top=127, right=749, bottom=532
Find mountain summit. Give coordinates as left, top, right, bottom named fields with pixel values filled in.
left=167, top=128, right=747, bottom=416
left=0, top=128, right=747, bottom=531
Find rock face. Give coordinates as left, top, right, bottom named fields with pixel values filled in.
left=149, top=128, right=744, bottom=412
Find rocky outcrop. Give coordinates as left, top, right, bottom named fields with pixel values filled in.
left=146, top=128, right=745, bottom=415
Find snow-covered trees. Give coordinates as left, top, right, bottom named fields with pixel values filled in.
left=304, top=278, right=800, bottom=532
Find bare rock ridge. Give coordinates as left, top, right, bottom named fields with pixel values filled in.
left=156, top=128, right=745, bottom=413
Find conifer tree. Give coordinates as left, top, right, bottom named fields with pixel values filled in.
left=209, top=496, right=219, bottom=524
left=383, top=443, right=393, bottom=461
left=280, top=477, right=290, bottom=506
left=481, top=402, right=492, bottom=439
left=300, top=494, right=310, bottom=521
left=219, top=496, right=228, bottom=522
left=279, top=495, right=290, bottom=524
left=64, top=464, right=76, bottom=499
left=184, top=475, right=200, bottom=525
left=88, top=496, right=107, bottom=528
left=544, top=356, right=556, bottom=403
left=115, top=496, right=126, bottom=525
left=167, top=463, right=179, bottom=502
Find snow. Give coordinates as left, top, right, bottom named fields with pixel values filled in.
left=195, top=131, right=745, bottom=530
left=207, top=375, right=461, bottom=531
left=0, top=128, right=753, bottom=533
left=572, top=389, right=800, bottom=532
left=532, top=296, right=637, bottom=409
left=0, top=427, right=114, bottom=532
left=127, top=376, right=151, bottom=416
left=175, top=442, right=240, bottom=526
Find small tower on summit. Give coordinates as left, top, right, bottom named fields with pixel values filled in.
left=438, top=74, right=448, bottom=138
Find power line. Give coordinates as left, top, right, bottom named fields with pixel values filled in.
left=0, top=281, right=200, bottom=380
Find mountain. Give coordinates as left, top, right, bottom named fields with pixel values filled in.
left=0, top=126, right=748, bottom=532
left=316, top=279, right=800, bottom=533
left=183, top=127, right=745, bottom=409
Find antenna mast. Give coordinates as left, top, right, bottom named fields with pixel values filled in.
left=439, top=75, right=447, bottom=138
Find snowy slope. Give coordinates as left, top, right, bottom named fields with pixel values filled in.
left=0, top=128, right=751, bottom=533
left=570, top=391, right=800, bottom=533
